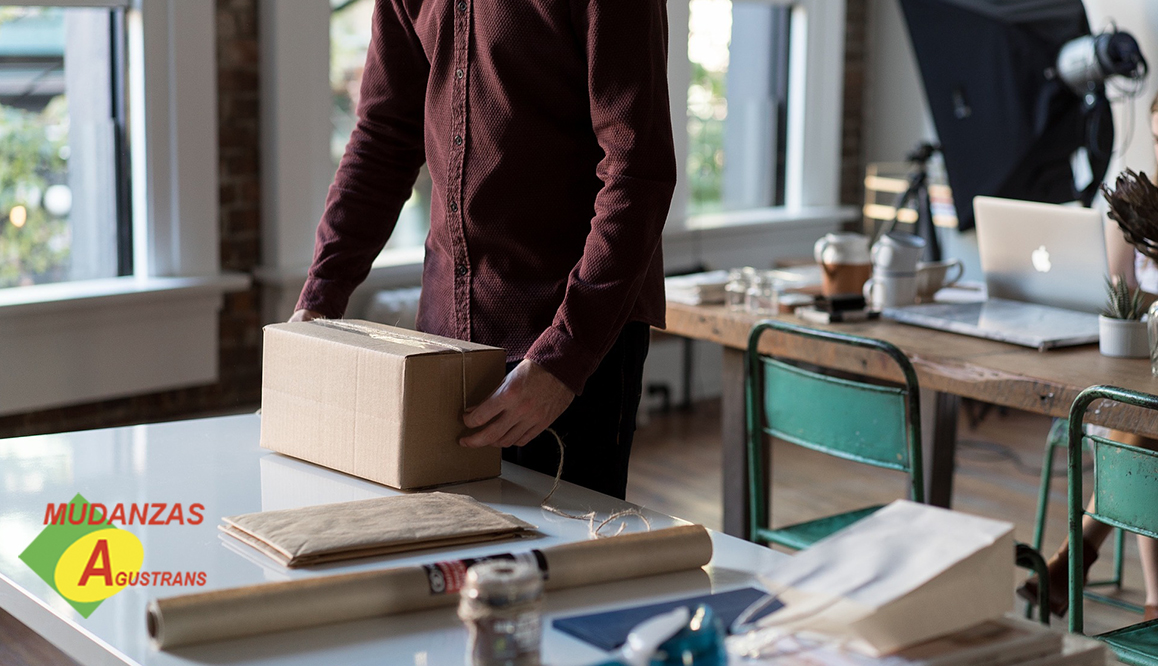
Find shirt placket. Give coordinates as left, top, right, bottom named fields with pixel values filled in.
left=448, top=0, right=472, bottom=341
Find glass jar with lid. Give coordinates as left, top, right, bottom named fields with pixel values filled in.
left=745, top=272, right=779, bottom=315
left=725, top=267, right=755, bottom=311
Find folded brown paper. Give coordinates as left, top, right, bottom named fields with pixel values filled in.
left=220, top=493, right=537, bottom=567
left=149, top=524, right=712, bottom=649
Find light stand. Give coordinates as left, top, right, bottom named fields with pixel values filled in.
left=877, top=142, right=942, bottom=262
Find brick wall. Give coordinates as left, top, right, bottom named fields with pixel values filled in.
left=0, top=0, right=265, bottom=439
left=841, top=0, right=868, bottom=207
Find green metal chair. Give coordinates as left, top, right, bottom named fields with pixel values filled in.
left=1068, top=385, right=1158, bottom=665
left=1016, top=543, right=1051, bottom=626
left=744, top=320, right=924, bottom=550
left=1030, top=417, right=1134, bottom=614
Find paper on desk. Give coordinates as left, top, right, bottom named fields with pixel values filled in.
left=755, top=500, right=1014, bottom=657
left=220, top=492, right=536, bottom=567
left=729, top=614, right=1079, bottom=666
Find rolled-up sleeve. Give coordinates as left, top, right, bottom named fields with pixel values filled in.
left=524, top=0, right=677, bottom=394
left=297, top=1, right=429, bottom=318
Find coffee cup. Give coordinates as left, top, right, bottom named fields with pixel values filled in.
left=915, top=258, right=964, bottom=302
left=871, top=232, right=926, bottom=275
left=863, top=274, right=918, bottom=310
left=814, top=232, right=872, bottom=297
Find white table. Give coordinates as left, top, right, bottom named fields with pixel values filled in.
left=0, top=415, right=785, bottom=665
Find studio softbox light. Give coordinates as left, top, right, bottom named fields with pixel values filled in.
left=898, top=0, right=1106, bottom=230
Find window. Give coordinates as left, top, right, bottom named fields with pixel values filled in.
left=262, top=0, right=845, bottom=281
left=330, top=0, right=429, bottom=253
left=0, top=0, right=238, bottom=416
left=686, top=0, right=791, bottom=215
left=0, top=6, right=130, bottom=289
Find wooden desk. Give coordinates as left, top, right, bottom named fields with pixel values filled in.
left=664, top=302, right=1158, bottom=538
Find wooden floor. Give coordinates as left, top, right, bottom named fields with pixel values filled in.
left=1, top=400, right=1147, bottom=663
left=627, top=399, right=1147, bottom=636
left=0, top=608, right=79, bottom=665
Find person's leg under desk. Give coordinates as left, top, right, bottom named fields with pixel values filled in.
left=501, top=322, right=651, bottom=500
left=1023, top=430, right=1158, bottom=618
left=1139, top=536, right=1158, bottom=619
left=1117, top=433, right=1158, bottom=619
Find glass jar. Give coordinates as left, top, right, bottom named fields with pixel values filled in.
left=458, top=560, right=543, bottom=666
left=725, top=267, right=754, bottom=311
left=1148, top=300, right=1158, bottom=376
left=745, top=273, right=779, bottom=315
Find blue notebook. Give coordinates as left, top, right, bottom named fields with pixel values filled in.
left=551, top=587, right=781, bottom=651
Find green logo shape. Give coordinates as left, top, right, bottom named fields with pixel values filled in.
left=20, top=493, right=116, bottom=618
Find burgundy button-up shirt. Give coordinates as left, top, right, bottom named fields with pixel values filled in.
left=297, top=0, right=676, bottom=395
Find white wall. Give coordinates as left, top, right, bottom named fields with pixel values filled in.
left=862, top=0, right=1158, bottom=282
left=863, top=0, right=936, bottom=165
left=1085, top=2, right=1158, bottom=177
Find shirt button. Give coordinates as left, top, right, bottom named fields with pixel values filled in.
left=453, top=135, right=463, bottom=146
left=456, top=1, right=467, bottom=11
left=449, top=202, right=459, bottom=212
left=456, top=265, right=469, bottom=276
left=455, top=69, right=464, bottom=79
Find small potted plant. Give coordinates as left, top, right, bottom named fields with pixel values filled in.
left=1100, top=275, right=1148, bottom=358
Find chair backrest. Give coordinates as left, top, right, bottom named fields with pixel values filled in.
left=1067, top=385, right=1158, bottom=634
left=745, top=320, right=924, bottom=536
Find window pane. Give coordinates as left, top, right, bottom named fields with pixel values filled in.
left=331, top=0, right=429, bottom=253
left=687, top=0, right=791, bottom=214
left=0, top=6, right=125, bottom=288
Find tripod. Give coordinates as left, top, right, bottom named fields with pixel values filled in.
left=876, top=142, right=942, bottom=262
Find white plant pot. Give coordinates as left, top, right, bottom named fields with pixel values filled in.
left=1099, top=316, right=1149, bottom=358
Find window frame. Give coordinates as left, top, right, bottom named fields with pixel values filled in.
left=670, top=0, right=847, bottom=231
left=0, top=0, right=249, bottom=417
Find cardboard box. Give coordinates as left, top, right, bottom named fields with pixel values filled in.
left=260, top=320, right=506, bottom=489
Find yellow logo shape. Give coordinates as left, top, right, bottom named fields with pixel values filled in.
left=54, top=529, right=144, bottom=604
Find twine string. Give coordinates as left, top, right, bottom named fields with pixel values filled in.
left=539, top=428, right=651, bottom=539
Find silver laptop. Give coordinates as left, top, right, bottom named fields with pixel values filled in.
left=884, top=197, right=1107, bottom=350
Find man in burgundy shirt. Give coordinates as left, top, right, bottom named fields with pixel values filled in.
left=292, top=0, right=676, bottom=499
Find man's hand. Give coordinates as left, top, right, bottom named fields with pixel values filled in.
left=289, top=309, right=323, bottom=323
left=460, top=360, right=575, bottom=449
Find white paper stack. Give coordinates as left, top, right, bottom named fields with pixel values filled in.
left=729, top=614, right=1108, bottom=666
left=665, top=270, right=730, bottom=305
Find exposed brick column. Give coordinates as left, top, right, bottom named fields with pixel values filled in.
left=215, top=0, right=263, bottom=410
left=0, top=0, right=264, bottom=438
left=841, top=0, right=868, bottom=208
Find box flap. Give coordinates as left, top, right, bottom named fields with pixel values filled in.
left=264, top=320, right=500, bottom=358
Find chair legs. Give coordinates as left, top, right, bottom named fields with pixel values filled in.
left=1017, top=543, right=1050, bottom=625
left=1030, top=419, right=1143, bottom=615
left=1031, top=419, right=1066, bottom=552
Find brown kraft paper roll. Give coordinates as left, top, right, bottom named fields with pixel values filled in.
left=148, top=524, right=713, bottom=649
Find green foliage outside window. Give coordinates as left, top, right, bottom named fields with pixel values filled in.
left=0, top=96, right=70, bottom=288
left=687, top=61, right=727, bottom=214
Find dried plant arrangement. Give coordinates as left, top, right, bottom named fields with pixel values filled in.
left=1102, top=168, right=1158, bottom=261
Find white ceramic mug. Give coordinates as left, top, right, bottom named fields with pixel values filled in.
left=863, top=274, right=918, bottom=310
left=814, top=232, right=872, bottom=297
left=915, top=258, right=964, bottom=302
left=814, top=232, right=871, bottom=265
left=871, top=232, right=926, bottom=275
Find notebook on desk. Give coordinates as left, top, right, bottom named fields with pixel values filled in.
left=884, top=197, right=1106, bottom=350
left=884, top=299, right=1100, bottom=350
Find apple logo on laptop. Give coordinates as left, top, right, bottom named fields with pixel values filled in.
left=1031, top=245, right=1052, bottom=273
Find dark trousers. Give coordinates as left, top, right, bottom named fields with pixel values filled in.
left=502, top=322, right=651, bottom=499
